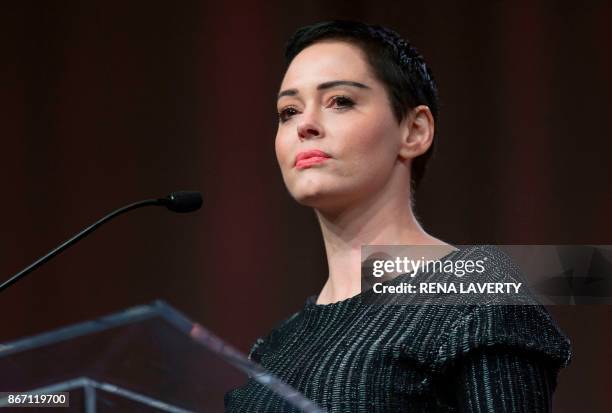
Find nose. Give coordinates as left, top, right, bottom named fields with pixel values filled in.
left=297, top=109, right=324, bottom=140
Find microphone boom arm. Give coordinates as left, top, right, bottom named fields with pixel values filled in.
left=1, top=191, right=202, bottom=293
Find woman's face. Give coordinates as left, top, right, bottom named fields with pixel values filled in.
left=275, top=40, right=407, bottom=213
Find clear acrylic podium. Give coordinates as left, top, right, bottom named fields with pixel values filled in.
left=0, top=301, right=324, bottom=412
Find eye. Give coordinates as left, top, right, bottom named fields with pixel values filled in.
left=278, top=106, right=299, bottom=123
left=330, top=95, right=355, bottom=110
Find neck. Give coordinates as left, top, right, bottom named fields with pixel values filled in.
left=313, top=174, right=447, bottom=305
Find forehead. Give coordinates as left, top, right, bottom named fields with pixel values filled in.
left=280, top=40, right=375, bottom=90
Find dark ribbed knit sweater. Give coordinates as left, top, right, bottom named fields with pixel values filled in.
left=225, top=245, right=572, bottom=412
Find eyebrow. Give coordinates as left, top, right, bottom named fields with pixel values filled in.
left=277, top=80, right=370, bottom=100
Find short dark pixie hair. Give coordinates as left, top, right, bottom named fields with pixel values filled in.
left=284, top=20, right=439, bottom=191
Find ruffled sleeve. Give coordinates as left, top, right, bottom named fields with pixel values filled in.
left=433, top=304, right=572, bottom=372
left=247, top=337, right=267, bottom=363
left=247, top=311, right=301, bottom=364
left=425, top=246, right=572, bottom=411
left=428, top=246, right=571, bottom=370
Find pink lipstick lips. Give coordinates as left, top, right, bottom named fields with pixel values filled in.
left=294, top=150, right=332, bottom=169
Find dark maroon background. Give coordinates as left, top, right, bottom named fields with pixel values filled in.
left=2, top=1, right=610, bottom=411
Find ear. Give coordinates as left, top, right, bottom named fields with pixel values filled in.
left=398, top=105, right=435, bottom=161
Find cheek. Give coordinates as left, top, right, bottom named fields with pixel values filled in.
left=275, top=128, right=296, bottom=183
left=274, top=129, right=288, bottom=168
left=335, top=117, right=399, bottom=172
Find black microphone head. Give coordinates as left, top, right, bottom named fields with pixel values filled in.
left=163, top=191, right=203, bottom=213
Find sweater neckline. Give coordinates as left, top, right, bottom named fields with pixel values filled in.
left=305, top=245, right=464, bottom=309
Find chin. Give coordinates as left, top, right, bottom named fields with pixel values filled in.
left=292, top=190, right=327, bottom=208
left=287, top=176, right=364, bottom=212
left=291, top=188, right=352, bottom=214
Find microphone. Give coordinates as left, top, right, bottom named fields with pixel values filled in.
left=159, top=191, right=203, bottom=213
left=0, top=191, right=203, bottom=293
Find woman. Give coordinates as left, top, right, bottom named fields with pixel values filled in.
left=225, top=20, right=571, bottom=412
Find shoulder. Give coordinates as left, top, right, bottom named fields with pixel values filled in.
left=444, top=244, right=539, bottom=304
left=247, top=310, right=301, bottom=363
left=454, top=244, right=524, bottom=280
